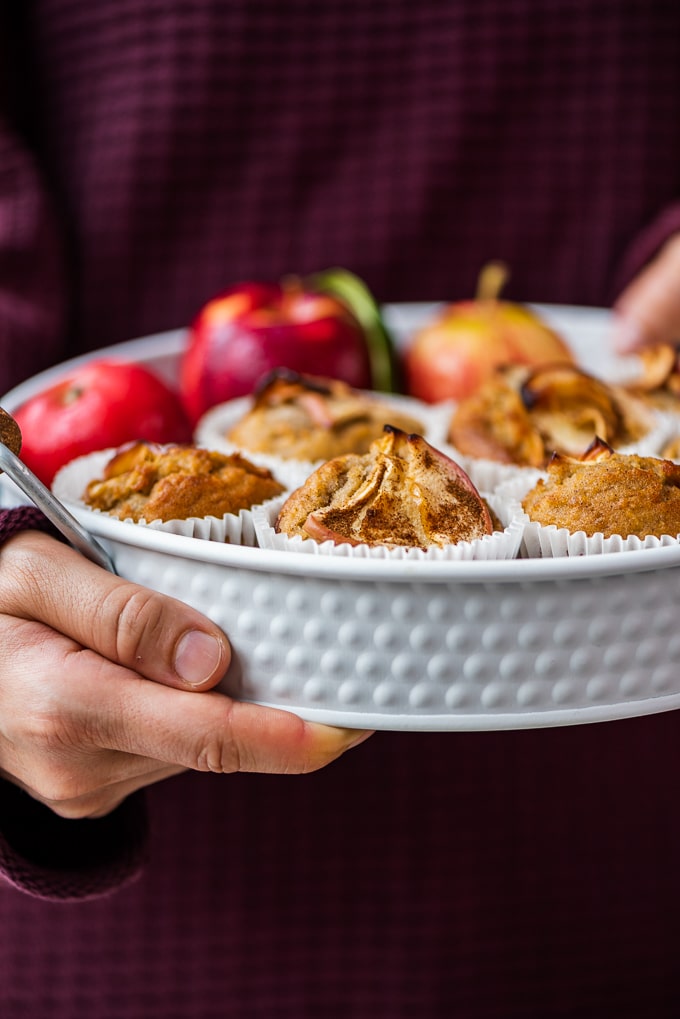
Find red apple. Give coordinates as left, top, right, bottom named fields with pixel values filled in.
left=14, top=360, right=192, bottom=486
left=179, top=276, right=375, bottom=424
left=404, top=263, right=574, bottom=403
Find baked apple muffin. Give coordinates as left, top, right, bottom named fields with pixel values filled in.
left=83, top=441, right=285, bottom=522
left=449, top=363, right=654, bottom=467
left=521, top=438, right=680, bottom=539
left=226, top=369, right=424, bottom=461
left=275, top=425, right=494, bottom=549
left=662, top=434, right=680, bottom=461
left=625, top=343, right=680, bottom=410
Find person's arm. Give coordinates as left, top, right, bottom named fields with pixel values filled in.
left=0, top=17, right=146, bottom=899
left=0, top=511, right=369, bottom=901
left=0, top=780, right=149, bottom=901
left=0, top=92, right=69, bottom=390
left=610, top=205, right=680, bottom=354
left=0, top=28, right=371, bottom=900
left=0, top=509, right=147, bottom=900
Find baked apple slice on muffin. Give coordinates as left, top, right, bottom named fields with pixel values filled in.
left=449, top=363, right=654, bottom=467
left=275, top=425, right=494, bottom=549
left=227, top=369, right=424, bottom=462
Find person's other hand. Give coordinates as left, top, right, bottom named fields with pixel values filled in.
left=612, top=233, right=680, bottom=353
left=0, top=531, right=371, bottom=819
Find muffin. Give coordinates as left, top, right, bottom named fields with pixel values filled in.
left=83, top=441, right=285, bottom=522
left=226, top=368, right=424, bottom=461
left=625, top=343, right=680, bottom=410
left=662, top=434, right=680, bottom=460
left=275, top=425, right=495, bottom=549
left=449, top=363, right=654, bottom=467
left=521, top=438, right=680, bottom=540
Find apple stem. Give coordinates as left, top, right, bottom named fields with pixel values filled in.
left=475, top=261, right=509, bottom=304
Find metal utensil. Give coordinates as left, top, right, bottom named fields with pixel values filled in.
left=0, top=406, right=116, bottom=573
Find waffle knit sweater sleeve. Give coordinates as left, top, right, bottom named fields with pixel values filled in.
left=0, top=15, right=68, bottom=390
left=613, top=201, right=680, bottom=292
left=0, top=781, right=148, bottom=901
left=0, top=509, right=148, bottom=901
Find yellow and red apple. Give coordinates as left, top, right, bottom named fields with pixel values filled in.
left=404, top=263, right=574, bottom=404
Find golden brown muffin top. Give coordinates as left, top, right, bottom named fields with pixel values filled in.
left=84, top=442, right=284, bottom=522
left=227, top=369, right=424, bottom=461
left=276, top=425, right=493, bottom=549
left=522, top=439, right=680, bottom=539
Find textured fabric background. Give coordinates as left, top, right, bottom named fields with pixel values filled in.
left=2, top=0, right=680, bottom=390
left=3, top=721, right=680, bottom=1018
left=2, top=1, right=680, bottom=1016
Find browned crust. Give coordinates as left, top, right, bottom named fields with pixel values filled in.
left=522, top=445, right=680, bottom=539
left=84, top=442, right=284, bottom=522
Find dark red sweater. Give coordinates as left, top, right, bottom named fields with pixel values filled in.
left=2, top=2, right=680, bottom=1016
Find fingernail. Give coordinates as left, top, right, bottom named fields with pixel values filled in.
left=611, top=314, right=644, bottom=354
left=344, top=729, right=375, bottom=749
left=174, top=631, right=224, bottom=686
left=331, top=727, right=375, bottom=750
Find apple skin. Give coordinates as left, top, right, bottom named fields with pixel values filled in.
left=14, top=360, right=193, bottom=486
left=179, top=281, right=373, bottom=424
left=404, top=299, right=574, bottom=404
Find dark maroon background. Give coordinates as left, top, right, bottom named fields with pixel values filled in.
left=2, top=2, right=680, bottom=1016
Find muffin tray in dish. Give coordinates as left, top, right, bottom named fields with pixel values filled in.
left=4, top=303, right=680, bottom=731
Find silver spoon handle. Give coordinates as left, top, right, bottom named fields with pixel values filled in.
left=0, top=445, right=116, bottom=573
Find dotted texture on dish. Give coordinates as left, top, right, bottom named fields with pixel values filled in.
left=110, top=542, right=680, bottom=730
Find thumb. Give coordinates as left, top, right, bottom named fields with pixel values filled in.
left=0, top=530, right=230, bottom=690
left=612, top=233, right=680, bottom=353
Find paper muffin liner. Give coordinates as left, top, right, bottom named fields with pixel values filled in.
left=412, top=398, right=456, bottom=448
left=441, top=449, right=540, bottom=495
left=193, top=391, right=448, bottom=469
left=52, top=447, right=297, bottom=547
left=497, top=472, right=680, bottom=558
left=251, top=490, right=526, bottom=561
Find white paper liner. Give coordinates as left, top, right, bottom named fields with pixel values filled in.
left=497, top=471, right=680, bottom=558
left=251, top=490, right=526, bottom=561
left=52, top=447, right=296, bottom=546
left=413, top=398, right=456, bottom=447
left=193, top=391, right=447, bottom=467
left=441, top=450, right=538, bottom=495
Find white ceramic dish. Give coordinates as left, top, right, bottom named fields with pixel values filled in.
left=4, top=303, right=680, bottom=731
